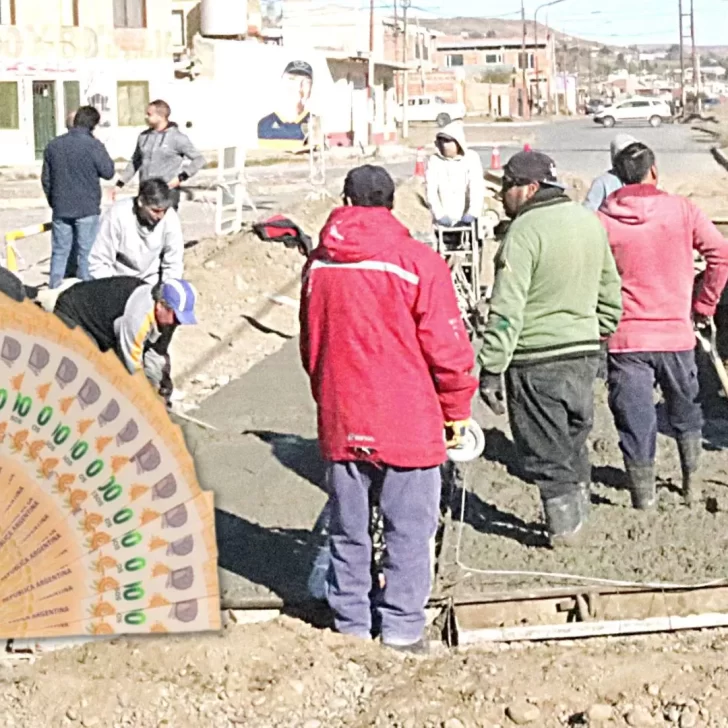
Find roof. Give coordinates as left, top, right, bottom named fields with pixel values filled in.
left=323, top=50, right=415, bottom=70
left=437, top=38, right=548, bottom=51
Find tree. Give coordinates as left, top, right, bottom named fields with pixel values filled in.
left=486, top=30, right=497, bottom=38
left=599, top=45, right=612, bottom=57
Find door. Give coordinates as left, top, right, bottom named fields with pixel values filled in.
left=32, top=81, right=57, bottom=160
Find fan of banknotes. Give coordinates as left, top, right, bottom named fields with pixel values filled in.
left=0, top=294, right=220, bottom=638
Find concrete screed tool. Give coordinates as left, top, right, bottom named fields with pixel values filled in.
left=695, top=320, right=728, bottom=399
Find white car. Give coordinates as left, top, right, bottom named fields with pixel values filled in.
left=594, top=98, right=673, bottom=128
left=395, top=95, right=466, bottom=127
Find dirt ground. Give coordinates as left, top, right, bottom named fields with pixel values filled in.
left=8, top=163, right=728, bottom=727
left=8, top=619, right=728, bottom=727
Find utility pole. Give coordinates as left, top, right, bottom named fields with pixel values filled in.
left=393, top=0, right=399, bottom=62
left=521, top=0, right=529, bottom=118
left=368, top=0, right=375, bottom=145
left=534, top=1, right=566, bottom=114
left=401, top=0, right=411, bottom=138
left=678, top=0, right=700, bottom=115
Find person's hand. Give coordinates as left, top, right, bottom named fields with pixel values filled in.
left=693, top=312, right=711, bottom=330
left=479, top=370, right=506, bottom=416
left=436, top=217, right=453, bottom=227
left=460, top=214, right=476, bottom=225
left=168, top=177, right=181, bottom=189
left=444, top=419, right=471, bottom=448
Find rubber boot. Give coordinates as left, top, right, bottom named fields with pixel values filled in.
left=625, top=462, right=656, bottom=510
left=542, top=489, right=586, bottom=548
left=677, top=434, right=702, bottom=506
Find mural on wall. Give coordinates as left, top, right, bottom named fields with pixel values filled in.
left=257, top=59, right=314, bottom=152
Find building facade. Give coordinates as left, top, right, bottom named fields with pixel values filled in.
left=434, top=36, right=556, bottom=116
left=0, top=0, right=174, bottom=164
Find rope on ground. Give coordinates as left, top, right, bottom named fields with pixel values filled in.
left=453, top=474, right=728, bottom=591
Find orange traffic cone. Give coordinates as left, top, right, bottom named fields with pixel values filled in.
left=414, top=147, right=426, bottom=180
left=523, top=143, right=532, bottom=152
left=490, top=145, right=501, bottom=171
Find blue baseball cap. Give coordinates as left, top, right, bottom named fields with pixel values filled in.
left=162, top=279, right=198, bottom=325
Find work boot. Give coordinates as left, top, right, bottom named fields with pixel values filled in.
left=542, top=489, right=586, bottom=548
left=677, top=434, right=702, bottom=506
left=625, top=462, right=656, bottom=510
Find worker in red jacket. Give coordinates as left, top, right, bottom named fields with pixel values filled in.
left=299, top=165, right=477, bottom=653
left=598, top=142, right=728, bottom=508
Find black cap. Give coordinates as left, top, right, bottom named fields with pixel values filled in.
left=343, top=165, right=395, bottom=209
left=503, top=151, right=565, bottom=189
left=283, top=60, right=313, bottom=78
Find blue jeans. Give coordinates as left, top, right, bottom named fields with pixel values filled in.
left=326, top=461, right=440, bottom=645
left=608, top=351, right=703, bottom=465
left=50, top=215, right=99, bottom=289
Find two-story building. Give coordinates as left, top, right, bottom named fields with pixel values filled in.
left=434, top=35, right=556, bottom=116
left=0, top=0, right=174, bottom=164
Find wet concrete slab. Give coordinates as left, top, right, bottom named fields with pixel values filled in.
left=175, top=340, right=328, bottom=608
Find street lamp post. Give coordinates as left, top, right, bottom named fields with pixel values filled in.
left=534, top=0, right=565, bottom=114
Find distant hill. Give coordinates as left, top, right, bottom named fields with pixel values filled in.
left=423, top=16, right=602, bottom=48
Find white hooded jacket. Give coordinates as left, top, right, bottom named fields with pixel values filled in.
left=425, top=122, right=485, bottom=223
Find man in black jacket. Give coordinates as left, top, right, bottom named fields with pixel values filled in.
left=41, top=106, right=115, bottom=289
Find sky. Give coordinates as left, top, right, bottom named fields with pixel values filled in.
left=404, top=0, right=728, bottom=47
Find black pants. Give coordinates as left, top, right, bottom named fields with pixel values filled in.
left=506, top=356, right=599, bottom=500
left=608, top=351, right=702, bottom=465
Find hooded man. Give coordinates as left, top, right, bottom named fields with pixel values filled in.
left=89, top=178, right=184, bottom=285
left=426, top=122, right=485, bottom=227
left=583, top=133, right=638, bottom=212
left=478, top=151, right=623, bottom=546
left=299, top=165, right=477, bottom=653
left=598, top=142, right=728, bottom=508
left=115, top=99, right=205, bottom=210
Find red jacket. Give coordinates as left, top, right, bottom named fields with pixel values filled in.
left=299, top=206, right=477, bottom=468
left=598, top=185, right=728, bottom=353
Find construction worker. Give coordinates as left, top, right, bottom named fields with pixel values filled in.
left=478, top=151, right=623, bottom=546
left=50, top=276, right=197, bottom=403
left=41, top=106, right=116, bottom=289
left=89, top=178, right=184, bottom=285
left=299, top=165, right=477, bottom=652
left=583, top=133, right=637, bottom=212
left=115, top=99, right=205, bottom=210
left=425, top=122, right=485, bottom=228
left=598, top=142, right=728, bottom=508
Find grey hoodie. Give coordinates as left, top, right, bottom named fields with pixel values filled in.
left=119, top=123, right=205, bottom=186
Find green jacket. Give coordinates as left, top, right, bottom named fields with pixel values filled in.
left=478, top=194, right=622, bottom=374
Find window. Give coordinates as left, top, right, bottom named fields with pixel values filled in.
left=518, top=52, right=534, bottom=70
left=485, top=53, right=502, bottom=64
left=63, top=81, right=81, bottom=120
left=171, top=9, right=185, bottom=47
left=447, top=54, right=464, bottom=67
left=117, top=81, right=149, bottom=126
left=0, top=0, right=16, bottom=25
left=114, top=0, right=146, bottom=29
left=0, top=82, right=19, bottom=129
left=61, top=0, right=79, bottom=26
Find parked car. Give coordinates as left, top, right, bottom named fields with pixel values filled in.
left=703, top=96, right=721, bottom=109
left=594, top=97, right=673, bottom=128
left=585, top=98, right=607, bottom=115
left=394, top=95, right=466, bottom=127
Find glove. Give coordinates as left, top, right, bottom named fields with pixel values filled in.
left=444, top=419, right=471, bottom=449
left=436, top=217, right=453, bottom=227
left=459, top=214, right=476, bottom=225
left=479, top=370, right=506, bottom=416
left=693, top=312, right=711, bottom=331
left=143, top=349, right=166, bottom=389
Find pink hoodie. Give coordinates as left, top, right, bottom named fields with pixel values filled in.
left=598, top=185, right=728, bottom=353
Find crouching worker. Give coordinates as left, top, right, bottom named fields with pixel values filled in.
left=598, top=142, right=728, bottom=508
left=299, top=165, right=477, bottom=653
left=426, top=122, right=485, bottom=228
left=52, top=276, right=197, bottom=403
left=478, top=151, right=623, bottom=547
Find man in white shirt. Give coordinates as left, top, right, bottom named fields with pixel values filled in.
left=89, top=178, right=184, bottom=285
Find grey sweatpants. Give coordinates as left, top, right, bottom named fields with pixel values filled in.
left=326, top=461, right=441, bottom=645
